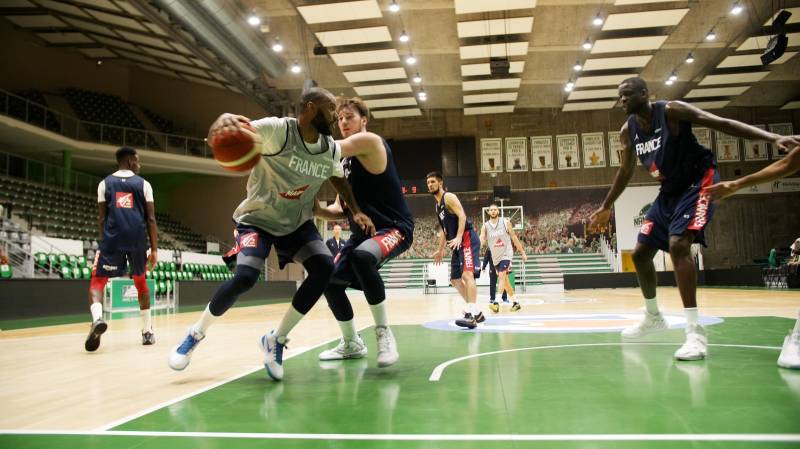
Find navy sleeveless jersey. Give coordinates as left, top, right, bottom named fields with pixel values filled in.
left=101, top=174, right=148, bottom=251
left=627, top=101, right=715, bottom=194
left=436, top=192, right=473, bottom=241
left=343, top=138, right=414, bottom=243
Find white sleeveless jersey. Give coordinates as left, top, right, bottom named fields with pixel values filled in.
left=483, top=218, right=513, bottom=264
left=232, top=117, right=343, bottom=236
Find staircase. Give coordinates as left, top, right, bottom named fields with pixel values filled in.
left=380, top=252, right=613, bottom=289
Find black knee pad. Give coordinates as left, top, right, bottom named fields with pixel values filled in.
left=209, top=265, right=260, bottom=316
left=350, top=250, right=385, bottom=305
left=324, top=282, right=354, bottom=322
left=292, top=255, right=335, bottom=314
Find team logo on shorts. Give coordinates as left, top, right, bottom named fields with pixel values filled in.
left=279, top=184, right=310, bottom=200
left=116, top=192, right=133, bottom=209
left=639, top=219, right=654, bottom=235
left=376, top=229, right=403, bottom=257
left=240, top=232, right=259, bottom=248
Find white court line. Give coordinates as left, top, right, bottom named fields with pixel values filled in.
left=429, top=342, right=782, bottom=381
left=1, top=430, right=800, bottom=442
left=95, top=329, right=365, bottom=431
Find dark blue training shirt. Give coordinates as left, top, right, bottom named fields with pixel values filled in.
left=627, top=100, right=715, bottom=194
left=343, top=138, right=414, bottom=243
left=436, top=192, right=473, bottom=241
left=100, top=172, right=148, bottom=252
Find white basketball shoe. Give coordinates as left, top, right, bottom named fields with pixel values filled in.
left=318, top=334, right=368, bottom=361
left=621, top=311, right=668, bottom=338
left=674, top=324, right=708, bottom=361
left=375, top=326, right=399, bottom=368
left=777, top=331, right=800, bottom=369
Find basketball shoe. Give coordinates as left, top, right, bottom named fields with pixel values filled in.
left=84, top=319, right=107, bottom=352
left=674, top=324, right=708, bottom=361
left=260, top=330, right=288, bottom=381
left=169, top=328, right=205, bottom=370
left=375, top=326, right=399, bottom=367
left=455, top=313, right=477, bottom=329
left=621, top=311, right=667, bottom=338
left=319, top=334, right=368, bottom=361
left=489, top=302, right=500, bottom=313
left=142, top=331, right=155, bottom=345
left=510, top=301, right=521, bottom=312
left=778, top=331, right=800, bottom=369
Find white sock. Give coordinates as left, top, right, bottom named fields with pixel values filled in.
left=140, top=308, right=152, bottom=332
left=90, top=302, right=102, bottom=322
left=338, top=319, right=357, bottom=341
left=276, top=305, right=304, bottom=339
left=685, top=307, right=698, bottom=326
left=192, top=304, right=218, bottom=335
left=369, top=302, right=389, bottom=328
left=467, top=302, right=479, bottom=315
left=645, top=297, right=660, bottom=315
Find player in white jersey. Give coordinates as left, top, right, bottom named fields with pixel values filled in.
left=168, top=84, right=375, bottom=381
left=480, top=204, right=527, bottom=313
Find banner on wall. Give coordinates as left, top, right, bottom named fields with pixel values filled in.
left=530, top=136, right=554, bottom=172
left=769, top=123, right=794, bottom=159
left=556, top=134, right=580, bottom=170
left=608, top=132, right=623, bottom=167
left=480, top=138, right=503, bottom=173
left=715, top=131, right=740, bottom=163
left=744, top=125, right=769, bottom=161
left=693, top=127, right=712, bottom=149
left=773, top=177, right=800, bottom=192
left=505, top=137, right=528, bottom=172
left=581, top=132, right=606, bottom=168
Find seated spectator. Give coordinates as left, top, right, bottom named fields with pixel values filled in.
left=789, top=238, right=800, bottom=265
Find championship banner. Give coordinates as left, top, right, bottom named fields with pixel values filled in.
left=715, top=131, right=740, bottom=163
left=693, top=127, right=712, bottom=149
left=480, top=138, right=503, bottom=173
left=769, top=123, right=794, bottom=159
left=505, top=137, right=528, bottom=172
left=744, top=125, right=769, bottom=161
left=556, top=134, right=580, bottom=170
left=581, top=132, right=606, bottom=168
left=608, top=132, right=622, bottom=167
left=530, top=136, right=554, bottom=172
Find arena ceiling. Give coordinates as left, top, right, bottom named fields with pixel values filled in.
left=2, top=0, right=800, bottom=119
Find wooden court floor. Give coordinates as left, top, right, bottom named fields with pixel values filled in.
left=1, top=286, right=799, bottom=448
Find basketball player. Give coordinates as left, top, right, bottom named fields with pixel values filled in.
left=482, top=248, right=508, bottom=305
left=312, top=96, right=414, bottom=367
left=705, top=143, right=800, bottom=369
left=589, top=77, right=799, bottom=361
left=427, top=172, right=484, bottom=329
left=480, top=203, right=527, bottom=313
left=85, top=146, right=158, bottom=352
left=168, top=85, right=375, bottom=381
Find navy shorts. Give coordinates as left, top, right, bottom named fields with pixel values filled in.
left=495, top=259, right=512, bottom=273
left=451, top=229, right=481, bottom=280
left=638, top=167, right=719, bottom=252
left=93, top=247, right=147, bottom=277
left=331, top=227, right=411, bottom=288
left=223, top=220, right=330, bottom=271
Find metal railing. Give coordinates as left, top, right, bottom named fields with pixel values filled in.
left=0, top=88, right=212, bottom=158
left=599, top=235, right=619, bottom=272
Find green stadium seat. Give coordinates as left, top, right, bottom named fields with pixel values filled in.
left=47, top=253, right=57, bottom=267
left=77, top=256, right=86, bottom=268
left=57, top=254, right=68, bottom=267
left=0, top=264, right=12, bottom=279
left=68, top=255, right=78, bottom=267
left=71, top=267, right=81, bottom=278
left=81, top=267, right=91, bottom=279
left=35, top=252, right=47, bottom=268
left=60, top=266, right=72, bottom=279
left=168, top=262, right=176, bottom=271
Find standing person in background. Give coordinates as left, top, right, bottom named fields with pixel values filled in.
left=326, top=224, right=345, bottom=257
left=85, top=146, right=158, bottom=352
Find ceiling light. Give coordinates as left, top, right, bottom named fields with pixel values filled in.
left=685, top=53, right=695, bottom=63
left=665, top=79, right=674, bottom=85
left=669, top=71, right=677, bottom=81
left=272, top=39, right=283, bottom=52
left=405, top=54, right=417, bottom=65
left=573, top=61, right=582, bottom=71
left=247, top=14, right=261, bottom=26
left=706, top=29, right=716, bottom=41
left=564, top=81, right=574, bottom=92
left=389, top=0, right=399, bottom=13
left=730, top=2, right=743, bottom=15
left=412, top=73, right=422, bottom=83
left=582, top=39, right=592, bottom=50
left=399, top=31, right=409, bottom=42
left=290, top=61, right=301, bottom=74
left=418, top=88, right=427, bottom=101
left=592, top=14, right=603, bottom=27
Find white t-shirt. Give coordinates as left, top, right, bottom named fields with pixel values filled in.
left=97, top=170, right=154, bottom=203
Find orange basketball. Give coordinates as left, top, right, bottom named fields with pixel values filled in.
left=211, top=122, right=262, bottom=172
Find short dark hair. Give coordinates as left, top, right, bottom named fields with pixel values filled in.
left=426, top=171, right=443, bottom=181
left=336, top=96, right=369, bottom=118
left=620, top=76, right=648, bottom=93
left=298, top=85, right=334, bottom=107
left=115, top=146, right=137, bottom=164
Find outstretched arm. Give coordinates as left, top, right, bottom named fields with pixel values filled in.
left=705, top=144, right=800, bottom=200
left=589, top=124, right=636, bottom=231
left=665, top=101, right=800, bottom=153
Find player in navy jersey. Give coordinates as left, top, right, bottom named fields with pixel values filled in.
left=427, top=171, right=484, bottom=329
left=313, top=97, right=414, bottom=367
left=85, top=147, right=158, bottom=352
left=589, top=77, right=799, bottom=361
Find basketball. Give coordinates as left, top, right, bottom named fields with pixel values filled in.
left=210, top=122, right=262, bottom=172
